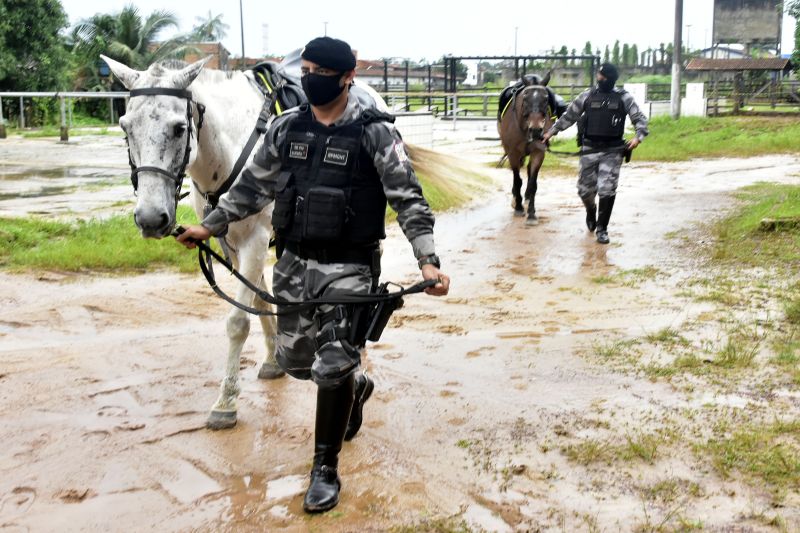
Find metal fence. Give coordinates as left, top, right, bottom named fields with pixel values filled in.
left=0, top=91, right=127, bottom=139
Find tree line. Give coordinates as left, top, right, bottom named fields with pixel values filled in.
left=0, top=1, right=228, bottom=93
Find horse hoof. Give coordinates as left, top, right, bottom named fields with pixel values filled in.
left=207, top=410, right=237, bottom=430
left=514, top=209, right=525, bottom=217
left=525, top=216, right=539, bottom=226
left=257, top=363, right=286, bottom=380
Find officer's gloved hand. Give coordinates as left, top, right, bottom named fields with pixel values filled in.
left=421, top=265, right=450, bottom=297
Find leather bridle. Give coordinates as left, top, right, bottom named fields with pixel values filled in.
left=125, top=87, right=206, bottom=206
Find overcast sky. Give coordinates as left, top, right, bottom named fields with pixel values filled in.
left=60, top=0, right=796, bottom=61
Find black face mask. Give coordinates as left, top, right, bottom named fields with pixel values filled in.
left=598, top=79, right=616, bottom=93
left=301, top=73, right=345, bottom=106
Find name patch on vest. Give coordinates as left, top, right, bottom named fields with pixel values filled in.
left=323, top=147, right=349, bottom=166
left=289, top=142, right=309, bottom=160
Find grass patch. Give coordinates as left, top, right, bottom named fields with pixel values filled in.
left=699, top=420, right=800, bottom=502
left=0, top=205, right=200, bottom=273
left=391, top=516, right=473, bottom=533
left=713, top=337, right=759, bottom=369
left=645, top=327, right=688, bottom=346
left=635, top=115, right=800, bottom=162
left=562, top=439, right=613, bottom=465
left=712, top=183, right=800, bottom=271
left=785, top=299, right=800, bottom=325
left=562, top=430, right=671, bottom=466
left=591, top=266, right=660, bottom=287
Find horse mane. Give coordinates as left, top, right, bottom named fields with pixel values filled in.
left=147, top=59, right=239, bottom=83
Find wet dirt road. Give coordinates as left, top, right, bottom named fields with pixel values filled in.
left=1, top=138, right=800, bottom=531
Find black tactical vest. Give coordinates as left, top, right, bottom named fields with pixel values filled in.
left=582, top=89, right=626, bottom=144
left=271, top=105, right=392, bottom=248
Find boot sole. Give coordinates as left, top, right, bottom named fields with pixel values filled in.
left=303, top=495, right=340, bottom=513
left=344, top=377, right=374, bottom=441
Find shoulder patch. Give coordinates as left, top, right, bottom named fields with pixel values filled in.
left=393, top=140, right=408, bottom=163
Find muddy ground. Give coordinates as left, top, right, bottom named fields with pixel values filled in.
left=1, top=134, right=800, bottom=532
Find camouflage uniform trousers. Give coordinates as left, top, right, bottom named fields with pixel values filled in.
left=577, top=150, right=624, bottom=200
left=273, top=249, right=372, bottom=389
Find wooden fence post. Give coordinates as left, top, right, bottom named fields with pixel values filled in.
left=60, top=96, right=68, bottom=141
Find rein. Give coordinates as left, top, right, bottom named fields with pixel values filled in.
left=533, top=141, right=630, bottom=160
left=126, top=88, right=206, bottom=207
left=173, top=226, right=436, bottom=317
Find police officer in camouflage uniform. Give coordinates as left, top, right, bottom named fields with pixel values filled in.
left=177, top=36, right=450, bottom=513
left=542, top=63, right=649, bottom=244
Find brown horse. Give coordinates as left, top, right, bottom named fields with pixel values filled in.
left=498, top=73, right=554, bottom=226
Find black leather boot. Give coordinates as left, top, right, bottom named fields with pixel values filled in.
left=595, top=195, right=616, bottom=245
left=581, top=195, right=597, bottom=232
left=344, top=373, right=374, bottom=441
left=303, top=374, right=355, bottom=514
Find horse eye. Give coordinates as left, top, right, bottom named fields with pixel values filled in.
left=173, top=124, right=186, bottom=137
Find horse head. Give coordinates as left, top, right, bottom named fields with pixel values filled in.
left=102, top=54, right=210, bottom=238
left=519, top=88, right=549, bottom=144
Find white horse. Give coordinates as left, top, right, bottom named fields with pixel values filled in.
left=103, top=54, right=388, bottom=430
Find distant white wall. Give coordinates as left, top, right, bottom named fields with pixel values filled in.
left=625, top=82, right=708, bottom=118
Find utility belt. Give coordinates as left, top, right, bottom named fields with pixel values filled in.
left=281, top=240, right=402, bottom=348
left=314, top=281, right=406, bottom=349
left=283, top=240, right=378, bottom=265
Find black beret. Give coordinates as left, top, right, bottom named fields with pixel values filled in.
left=598, top=62, right=619, bottom=82
left=301, top=37, right=356, bottom=71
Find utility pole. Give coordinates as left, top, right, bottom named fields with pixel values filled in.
left=670, top=0, right=683, bottom=120
left=239, top=0, right=245, bottom=63
left=686, top=24, right=692, bottom=52
left=514, top=26, right=518, bottom=56
left=324, top=22, right=328, bottom=36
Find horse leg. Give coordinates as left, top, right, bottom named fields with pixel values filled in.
left=525, top=152, right=544, bottom=226
left=206, top=243, right=264, bottom=430
left=255, top=275, right=284, bottom=380
left=512, top=162, right=524, bottom=216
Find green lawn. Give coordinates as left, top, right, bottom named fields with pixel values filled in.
left=712, top=183, right=800, bottom=269
left=0, top=205, right=201, bottom=273
left=635, top=115, right=800, bottom=162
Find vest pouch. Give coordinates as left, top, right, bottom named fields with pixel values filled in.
left=303, top=186, right=347, bottom=241
left=271, top=171, right=296, bottom=230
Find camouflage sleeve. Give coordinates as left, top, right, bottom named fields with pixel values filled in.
left=365, top=121, right=436, bottom=260
left=621, top=92, right=650, bottom=141
left=547, top=89, right=590, bottom=136
left=201, top=113, right=295, bottom=236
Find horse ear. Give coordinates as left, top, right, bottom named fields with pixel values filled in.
left=172, top=56, right=212, bottom=89
left=541, top=70, right=552, bottom=87
left=101, top=55, right=140, bottom=89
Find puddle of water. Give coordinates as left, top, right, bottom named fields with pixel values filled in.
left=0, top=164, right=129, bottom=217
left=463, top=504, right=512, bottom=533
left=265, top=474, right=306, bottom=501
left=159, top=460, right=223, bottom=505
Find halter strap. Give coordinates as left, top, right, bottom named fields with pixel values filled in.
left=129, top=88, right=194, bottom=99
left=125, top=87, right=205, bottom=205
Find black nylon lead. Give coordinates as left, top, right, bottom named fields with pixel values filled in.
left=174, top=226, right=436, bottom=317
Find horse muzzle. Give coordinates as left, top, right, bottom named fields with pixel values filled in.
left=527, top=128, right=543, bottom=144
left=134, top=207, right=175, bottom=239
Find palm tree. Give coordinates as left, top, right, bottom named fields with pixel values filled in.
left=191, top=11, right=229, bottom=42
left=70, top=3, right=190, bottom=77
